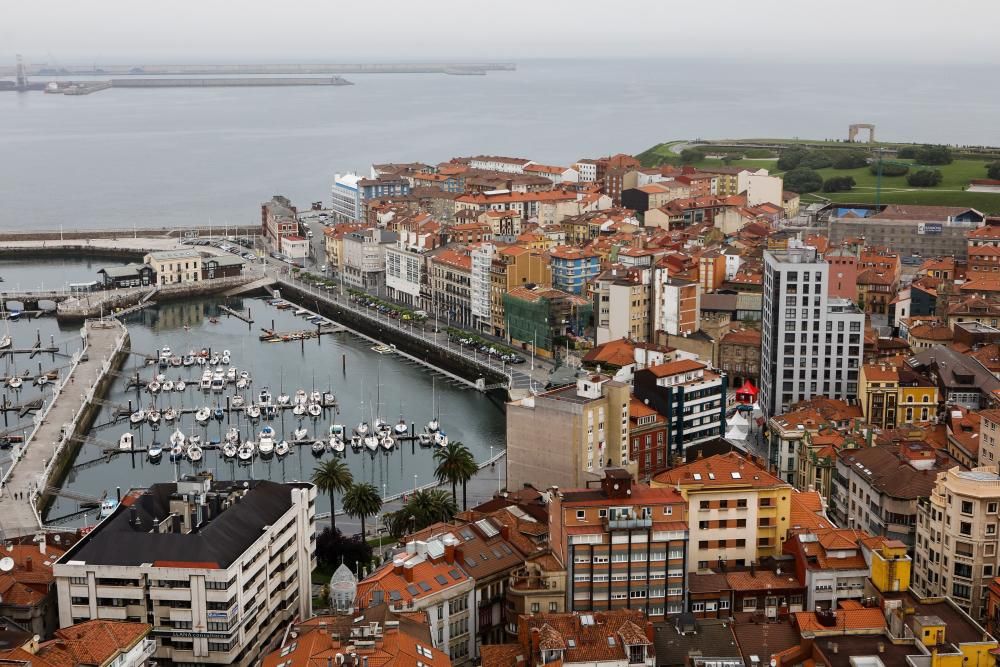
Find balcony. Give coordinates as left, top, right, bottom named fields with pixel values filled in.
left=606, top=517, right=652, bottom=530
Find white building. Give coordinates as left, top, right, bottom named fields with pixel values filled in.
left=467, top=156, right=533, bottom=174
left=385, top=244, right=428, bottom=308
left=760, top=247, right=865, bottom=417
left=470, top=243, right=496, bottom=333
left=573, top=160, right=598, bottom=183
left=53, top=477, right=316, bottom=667
left=280, top=235, right=309, bottom=261
left=331, top=172, right=363, bottom=222
left=738, top=169, right=784, bottom=208
left=523, top=163, right=579, bottom=185
left=144, top=249, right=202, bottom=286
left=343, top=228, right=395, bottom=293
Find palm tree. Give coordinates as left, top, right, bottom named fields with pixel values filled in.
left=434, top=441, right=478, bottom=510
left=387, top=489, right=458, bottom=537
left=342, top=482, right=383, bottom=539
left=311, top=459, right=353, bottom=531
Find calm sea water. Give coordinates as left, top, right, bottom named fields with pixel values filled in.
left=36, top=295, right=505, bottom=527
left=1, top=59, right=998, bottom=230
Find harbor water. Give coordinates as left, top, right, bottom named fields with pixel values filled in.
left=35, top=295, right=505, bottom=528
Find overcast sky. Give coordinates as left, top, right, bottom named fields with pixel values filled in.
left=3, top=0, right=998, bottom=64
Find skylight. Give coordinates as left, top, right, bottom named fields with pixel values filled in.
left=731, top=471, right=742, bottom=479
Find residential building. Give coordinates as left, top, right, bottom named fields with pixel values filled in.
left=342, top=228, right=396, bottom=294
left=429, top=247, right=473, bottom=327
left=550, top=246, right=601, bottom=295
left=385, top=239, right=430, bottom=308
left=979, top=409, right=1000, bottom=465
left=503, top=285, right=591, bottom=359
left=629, top=397, right=669, bottom=481
left=909, top=345, right=1000, bottom=409
left=53, top=477, right=316, bottom=667
left=726, top=569, right=806, bottom=619
left=358, top=173, right=411, bottom=200
left=506, top=552, right=567, bottom=626
left=652, top=616, right=744, bottom=667
left=506, top=374, right=632, bottom=492
left=633, top=359, right=726, bottom=465
left=0, top=540, right=65, bottom=637
left=144, top=249, right=201, bottom=286
left=698, top=251, right=727, bottom=292
left=523, top=163, right=578, bottom=184
left=654, top=274, right=700, bottom=337
left=573, top=159, right=598, bottom=183
left=593, top=267, right=651, bottom=344
left=0, top=620, right=155, bottom=667
left=262, top=605, right=451, bottom=667
left=261, top=195, right=298, bottom=247
left=356, top=535, right=476, bottom=665
left=718, top=328, right=761, bottom=389
left=652, top=453, right=795, bottom=571
left=466, top=155, right=534, bottom=174
left=739, top=170, right=784, bottom=207
left=548, top=469, right=687, bottom=620
left=331, top=172, right=363, bottom=222
left=826, top=204, right=985, bottom=260
left=914, top=465, right=1000, bottom=621
left=767, top=408, right=829, bottom=485
left=482, top=609, right=655, bottom=666
left=830, top=443, right=954, bottom=548
left=759, top=247, right=865, bottom=418
left=279, top=234, right=309, bottom=262
left=470, top=243, right=496, bottom=333
left=487, top=245, right=550, bottom=338
left=685, top=573, right=734, bottom=620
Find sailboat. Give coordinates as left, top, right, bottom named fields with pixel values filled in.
left=311, top=439, right=326, bottom=456
left=275, top=440, right=290, bottom=457
left=427, top=377, right=440, bottom=433
left=293, top=426, right=309, bottom=441
left=8, top=375, right=22, bottom=390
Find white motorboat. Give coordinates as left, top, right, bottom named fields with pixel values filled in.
left=433, top=431, right=449, bottom=447
left=246, top=404, right=261, bottom=420
left=350, top=435, right=362, bottom=451
left=194, top=407, right=211, bottom=423
left=427, top=417, right=440, bottom=433
left=293, top=426, right=309, bottom=441
left=275, top=440, right=290, bottom=457
left=277, top=393, right=290, bottom=406
left=221, top=353, right=231, bottom=365
left=323, top=392, right=336, bottom=407
left=236, top=378, right=248, bottom=390
left=7, top=375, right=22, bottom=390
left=226, top=367, right=236, bottom=382
left=129, top=410, right=146, bottom=426
left=293, top=403, right=306, bottom=417
left=0, top=335, right=11, bottom=350
left=189, top=434, right=202, bottom=448
left=226, top=426, right=240, bottom=443
left=380, top=435, right=394, bottom=451
left=311, top=440, right=326, bottom=455
left=418, top=432, right=432, bottom=447
left=259, top=388, right=272, bottom=405
left=308, top=403, right=322, bottom=417
left=35, top=374, right=49, bottom=386
left=99, top=498, right=118, bottom=520
left=163, top=408, right=177, bottom=422
left=231, top=395, right=245, bottom=409
left=196, top=356, right=206, bottom=366
left=147, top=381, right=161, bottom=394
left=170, top=355, right=183, bottom=367
left=169, top=428, right=186, bottom=447
left=183, top=354, right=195, bottom=366
left=211, top=375, right=225, bottom=393
left=374, top=418, right=389, bottom=436
left=263, top=404, right=277, bottom=420
left=162, top=380, right=174, bottom=392
left=119, top=432, right=134, bottom=451
left=238, top=441, right=255, bottom=461
left=394, top=418, right=408, bottom=436
left=223, top=349, right=232, bottom=358
left=175, top=380, right=186, bottom=392
left=330, top=424, right=345, bottom=438
left=259, top=426, right=275, bottom=454
left=330, top=435, right=345, bottom=453
left=213, top=406, right=225, bottom=421
left=355, top=421, right=370, bottom=436
left=200, top=373, right=212, bottom=391
left=170, top=442, right=186, bottom=461
left=294, top=390, right=307, bottom=405
left=209, top=355, right=220, bottom=366
left=187, top=444, right=203, bottom=463
left=147, top=443, right=163, bottom=460
left=158, top=346, right=172, bottom=366
left=239, top=370, right=250, bottom=381
left=222, top=441, right=238, bottom=458
left=147, top=409, right=161, bottom=425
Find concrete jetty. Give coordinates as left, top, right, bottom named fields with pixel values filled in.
left=0, top=320, right=128, bottom=537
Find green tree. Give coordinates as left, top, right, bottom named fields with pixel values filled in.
left=799, top=151, right=833, bottom=170
left=315, top=527, right=374, bottom=572
left=987, top=162, right=1000, bottom=180
left=777, top=146, right=808, bottom=171
left=832, top=151, right=868, bottom=169
left=914, top=145, right=953, bottom=165
left=342, top=482, right=383, bottom=539
left=311, top=458, right=353, bottom=531
left=822, top=176, right=856, bottom=193
left=907, top=169, right=943, bottom=187
left=386, top=489, right=458, bottom=537
left=434, top=441, right=478, bottom=510
left=783, top=167, right=824, bottom=194
left=896, top=146, right=919, bottom=160
left=679, top=148, right=705, bottom=164
left=869, top=162, right=909, bottom=177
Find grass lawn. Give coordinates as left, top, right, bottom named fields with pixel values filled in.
left=312, top=563, right=336, bottom=585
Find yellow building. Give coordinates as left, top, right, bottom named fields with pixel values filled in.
left=859, top=364, right=938, bottom=428
left=652, top=452, right=793, bottom=570
left=861, top=534, right=912, bottom=594
left=488, top=245, right=550, bottom=337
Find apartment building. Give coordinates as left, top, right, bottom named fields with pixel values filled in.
left=466, top=155, right=534, bottom=174
left=470, top=243, right=496, bottom=333
left=487, top=245, right=550, bottom=338
left=356, top=536, right=476, bottom=665
left=342, top=228, right=396, bottom=294
left=0, top=539, right=65, bottom=638
left=505, top=552, right=567, bottom=629
left=979, top=410, right=1000, bottom=465
left=759, top=247, right=865, bottom=417
left=826, top=204, right=985, bottom=260
left=830, top=443, right=953, bottom=549
left=549, top=469, right=688, bottom=620
left=654, top=273, right=700, bottom=337
left=593, top=267, right=651, bottom=344
left=550, top=246, right=601, bottom=295
left=53, top=477, right=316, bottom=667
left=914, top=466, right=1000, bottom=621
left=652, top=453, right=794, bottom=571
left=629, top=397, right=669, bottom=481
left=767, top=407, right=829, bottom=485
left=261, top=195, right=299, bottom=247
left=507, top=373, right=632, bottom=492
left=429, top=247, right=473, bottom=327
left=331, top=172, right=363, bottom=222
left=503, top=285, right=592, bottom=359
left=633, top=359, right=726, bottom=465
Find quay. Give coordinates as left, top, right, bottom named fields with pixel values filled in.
left=2, top=62, right=516, bottom=77
left=0, top=320, right=129, bottom=537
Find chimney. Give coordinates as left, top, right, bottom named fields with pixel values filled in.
left=37, top=535, right=46, bottom=556
left=445, top=543, right=456, bottom=565
left=403, top=561, right=415, bottom=582
left=393, top=556, right=406, bottom=576
left=327, top=657, right=333, bottom=667
left=499, top=524, right=511, bottom=541
left=25, top=557, right=32, bottom=572
left=645, top=621, right=655, bottom=645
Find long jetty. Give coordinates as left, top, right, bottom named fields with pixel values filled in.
left=3, top=62, right=516, bottom=77
left=0, top=320, right=129, bottom=538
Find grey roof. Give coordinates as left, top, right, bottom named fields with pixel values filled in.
left=99, top=263, right=150, bottom=278
left=204, top=255, right=245, bottom=267
left=654, top=618, right=743, bottom=666
left=59, top=480, right=303, bottom=568
left=700, top=293, right=738, bottom=312
left=735, top=293, right=761, bottom=312
left=147, top=249, right=201, bottom=261
left=910, top=345, right=1000, bottom=393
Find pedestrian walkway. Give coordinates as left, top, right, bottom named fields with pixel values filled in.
left=0, top=320, right=126, bottom=537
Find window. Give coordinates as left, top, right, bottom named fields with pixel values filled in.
left=961, top=500, right=974, bottom=515
left=691, top=601, right=705, bottom=612
left=531, top=603, right=540, bottom=613
left=549, top=602, right=558, bottom=612
left=576, top=510, right=586, bottom=520
left=960, top=521, right=972, bottom=536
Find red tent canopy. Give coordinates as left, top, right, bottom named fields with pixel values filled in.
left=736, top=379, right=758, bottom=403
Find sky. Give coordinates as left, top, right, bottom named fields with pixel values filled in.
left=3, top=0, right=999, bottom=64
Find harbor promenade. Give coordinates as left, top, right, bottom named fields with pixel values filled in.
left=0, top=320, right=127, bottom=536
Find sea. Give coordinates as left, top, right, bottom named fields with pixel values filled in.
left=1, top=59, right=999, bottom=231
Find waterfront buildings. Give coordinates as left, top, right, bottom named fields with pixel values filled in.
left=759, top=246, right=865, bottom=417
left=331, top=172, right=364, bottom=222
left=487, top=245, right=550, bottom=338
left=503, top=285, right=591, bottom=358
left=261, top=195, right=298, bottom=247
left=549, top=246, right=601, bottom=295
left=144, top=249, right=202, bottom=286
left=429, top=246, right=474, bottom=327
left=342, top=228, right=396, bottom=294
left=53, top=477, right=316, bottom=667
left=549, top=469, right=688, bottom=620
left=507, top=373, right=632, bottom=491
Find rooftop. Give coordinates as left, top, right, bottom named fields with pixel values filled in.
left=654, top=452, right=791, bottom=490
